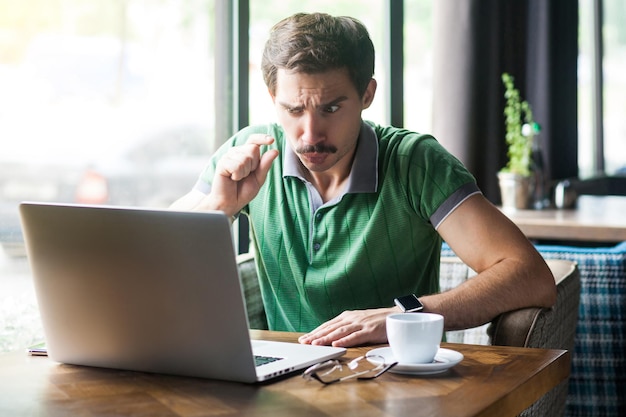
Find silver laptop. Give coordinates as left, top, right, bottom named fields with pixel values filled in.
left=19, top=202, right=345, bottom=383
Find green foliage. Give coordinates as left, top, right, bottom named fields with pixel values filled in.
left=501, top=73, right=537, bottom=177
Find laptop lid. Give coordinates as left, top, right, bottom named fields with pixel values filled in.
left=19, top=202, right=345, bottom=383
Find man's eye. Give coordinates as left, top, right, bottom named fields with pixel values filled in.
left=325, top=105, right=340, bottom=113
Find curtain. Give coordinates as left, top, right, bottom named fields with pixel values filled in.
left=431, top=0, right=578, bottom=204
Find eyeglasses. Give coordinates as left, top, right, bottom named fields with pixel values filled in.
left=302, top=354, right=397, bottom=385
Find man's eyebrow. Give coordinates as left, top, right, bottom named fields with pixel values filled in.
left=321, top=96, right=349, bottom=108
left=277, top=101, right=302, bottom=111
left=278, top=96, right=349, bottom=111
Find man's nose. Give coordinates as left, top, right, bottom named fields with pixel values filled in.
left=300, top=113, right=325, bottom=144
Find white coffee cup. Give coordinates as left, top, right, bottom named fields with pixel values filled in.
left=386, top=312, right=444, bottom=364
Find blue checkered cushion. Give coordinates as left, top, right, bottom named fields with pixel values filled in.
left=536, top=241, right=626, bottom=417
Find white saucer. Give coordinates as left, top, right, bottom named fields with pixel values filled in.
left=366, top=347, right=463, bottom=375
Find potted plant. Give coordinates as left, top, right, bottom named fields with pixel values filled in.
left=498, top=72, right=540, bottom=210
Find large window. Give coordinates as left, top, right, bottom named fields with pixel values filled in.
left=578, top=0, right=626, bottom=177
left=0, top=0, right=215, bottom=352
left=0, top=0, right=215, bottom=243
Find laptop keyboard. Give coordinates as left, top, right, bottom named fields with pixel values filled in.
left=254, top=355, right=283, bottom=367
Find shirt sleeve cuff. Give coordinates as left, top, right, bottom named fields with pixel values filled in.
left=430, top=182, right=482, bottom=230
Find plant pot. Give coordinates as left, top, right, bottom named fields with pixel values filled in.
left=498, top=172, right=532, bottom=210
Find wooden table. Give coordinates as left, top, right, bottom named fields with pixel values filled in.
left=0, top=330, right=569, bottom=417
left=501, top=195, right=626, bottom=242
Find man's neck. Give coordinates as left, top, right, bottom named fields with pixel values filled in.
left=305, top=150, right=355, bottom=203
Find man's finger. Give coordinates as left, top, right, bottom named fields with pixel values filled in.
left=218, top=152, right=255, bottom=181
left=254, top=149, right=279, bottom=183
left=246, top=133, right=275, bottom=146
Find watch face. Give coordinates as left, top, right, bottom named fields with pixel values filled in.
left=395, top=294, right=424, bottom=312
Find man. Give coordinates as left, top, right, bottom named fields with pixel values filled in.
left=172, top=12, right=555, bottom=348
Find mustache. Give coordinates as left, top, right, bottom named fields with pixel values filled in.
left=295, top=144, right=337, bottom=154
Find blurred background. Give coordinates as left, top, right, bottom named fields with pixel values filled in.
left=1, top=0, right=626, bottom=353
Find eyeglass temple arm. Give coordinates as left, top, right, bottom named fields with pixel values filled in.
left=356, top=361, right=398, bottom=380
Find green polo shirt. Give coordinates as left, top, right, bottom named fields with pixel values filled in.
left=195, top=121, right=479, bottom=332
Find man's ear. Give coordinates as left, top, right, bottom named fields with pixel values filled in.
left=361, top=78, right=377, bottom=109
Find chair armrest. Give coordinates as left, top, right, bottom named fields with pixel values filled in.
left=488, top=259, right=580, bottom=350
left=488, top=306, right=543, bottom=347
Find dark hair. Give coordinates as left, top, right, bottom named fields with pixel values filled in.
left=261, top=12, right=375, bottom=97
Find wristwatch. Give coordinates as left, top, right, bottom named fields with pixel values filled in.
left=394, top=294, right=424, bottom=313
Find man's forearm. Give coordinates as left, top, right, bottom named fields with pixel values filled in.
left=420, top=256, right=555, bottom=331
